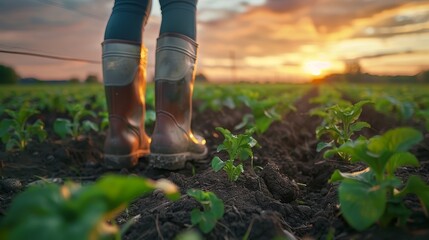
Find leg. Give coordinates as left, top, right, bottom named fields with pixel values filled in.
left=159, top=0, right=197, bottom=40
left=150, top=0, right=207, bottom=170
left=102, top=0, right=152, bottom=169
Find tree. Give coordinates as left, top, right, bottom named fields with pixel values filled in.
left=69, top=77, right=80, bottom=84
left=0, top=64, right=19, bottom=84
left=344, top=60, right=362, bottom=75
left=417, top=70, right=429, bottom=83
left=195, top=72, right=209, bottom=82
left=85, top=74, right=99, bottom=84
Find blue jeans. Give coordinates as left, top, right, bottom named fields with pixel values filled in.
left=104, top=0, right=197, bottom=43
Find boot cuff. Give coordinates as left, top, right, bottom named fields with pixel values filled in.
left=156, top=33, right=197, bottom=60
left=102, top=41, right=147, bottom=59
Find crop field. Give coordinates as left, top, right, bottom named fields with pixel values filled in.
left=0, top=83, right=429, bottom=239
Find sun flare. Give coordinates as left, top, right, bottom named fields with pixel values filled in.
left=302, top=60, right=333, bottom=76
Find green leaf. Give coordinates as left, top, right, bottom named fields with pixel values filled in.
left=0, top=119, right=13, bottom=142
left=234, top=114, right=252, bottom=130
left=28, top=119, right=47, bottom=142
left=339, top=179, right=387, bottom=231
left=232, top=164, right=244, bottom=182
left=187, top=189, right=205, bottom=202
left=198, top=211, right=217, bottom=234
left=223, top=97, right=236, bottom=109
left=317, top=141, right=334, bottom=152
left=399, top=101, right=415, bottom=120
left=367, top=135, right=386, bottom=156
left=350, top=100, right=371, bottom=121
left=191, top=209, right=203, bottom=226
left=145, top=110, right=156, bottom=124
left=397, top=175, right=429, bottom=216
left=53, top=118, right=72, bottom=139
left=238, top=148, right=252, bottom=161
left=82, top=120, right=98, bottom=133
left=189, top=194, right=222, bottom=234
left=386, top=152, right=419, bottom=175
left=329, top=168, right=373, bottom=184
left=316, top=125, right=341, bottom=140
left=254, top=116, right=273, bottom=134
left=6, top=139, right=20, bottom=151
left=248, top=136, right=257, bottom=148
left=4, top=109, right=17, bottom=120
left=174, top=229, right=203, bottom=240
left=350, top=121, right=370, bottom=132
left=211, top=156, right=225, bottom=172
left=382, top=128, right=423, bottom=152
left=216, top=143, right=227, bottom=153
left=208, top=194, right=224, bottom=219
left=215, top=127, right=232, bottom=140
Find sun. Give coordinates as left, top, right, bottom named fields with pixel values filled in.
left=302, top=60, right=332, bottom=76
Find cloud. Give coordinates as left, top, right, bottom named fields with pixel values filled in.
left=264, top=0, right=319, bottom=13
left=310, top=0, right=427, bottom=32
left=1, top=0, right=429, bottom=81
left=0, top=0, right=110, bottom=30
left=350, top=5, right=429, bottom=38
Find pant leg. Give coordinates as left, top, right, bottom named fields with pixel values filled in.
left=104, top=0, right=152, bottom=43
left=159, top=0, right=197, bottom=40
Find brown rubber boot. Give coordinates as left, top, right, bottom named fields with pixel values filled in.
left=102, top=40, right=150, bottom=169
left=149, top=33, right=208, bottom=170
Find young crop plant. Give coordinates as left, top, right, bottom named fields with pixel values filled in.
left=54, top=104, right=98, bottom=140
left=372, top=94, right=416, bottom=122
left=187, top=189, right=224, bottom=234
left=0, top=105, right=47, bottom=151
left=211, top=127, right=258, bottom=182
left=235, top=95, right=285, bottom=135
left=315, top=100, right=371, bottom=161
left=327, top=127, right=429, bottom=231
left=0, top=174, right=180, bottom=240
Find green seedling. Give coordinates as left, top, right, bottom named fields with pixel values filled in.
left=211, top=127, right=258, bottom=182
left=54, top=104, right=98, bottom=140
left=98, top=111, right=109, bottom=132
left=374, top=95, right=416, bottom=121
left=187, top=189, right=224, bottom=234
left=145, top=109, right=156, bottom=125
left=315, top=100, right=371, bottom=160
left=327, top=127, right=429, bottom=231
left=98, top=109, right=156, bottom=132
left=0, top=105, right=47, bottom=151
left=195, top=87, right=237, bottom=112
left=0, top=174, right=180, bottom=240
left=235, top=96, right=285, bottom=135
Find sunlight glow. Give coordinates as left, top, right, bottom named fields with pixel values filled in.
left=302, top=60, right=333, bottom=76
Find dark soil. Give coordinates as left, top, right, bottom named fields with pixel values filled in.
left=1, top=87, right=429, bottom=240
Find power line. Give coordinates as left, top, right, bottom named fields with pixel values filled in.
left=0, top=49, right=100, bottom=64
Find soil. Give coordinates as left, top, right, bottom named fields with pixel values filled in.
left=1, top=87, right=429, bottom=240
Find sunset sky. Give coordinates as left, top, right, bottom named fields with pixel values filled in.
left=1, top=0, right=429, bottom=82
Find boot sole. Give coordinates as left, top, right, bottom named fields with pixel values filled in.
left=104, top=149, right=149, bottom=169
left=149, top=147, right=208, bottom=170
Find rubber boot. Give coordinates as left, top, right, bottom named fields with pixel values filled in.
left=150, top=33, right=208, bottom=170
left=102, top=40, right=150, bottom=169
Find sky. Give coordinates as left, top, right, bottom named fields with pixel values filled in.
left=0, top=0, right=429, bottom=82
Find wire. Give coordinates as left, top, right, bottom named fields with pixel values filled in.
left=0, top=49, right=101, bottom=64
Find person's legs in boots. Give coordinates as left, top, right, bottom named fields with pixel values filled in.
left=102, top=0, right=152, bottom=169
left=150, top=0, right=207, bottom=170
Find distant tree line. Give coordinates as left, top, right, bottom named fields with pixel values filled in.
left=0, top=64, right=100, bottom=84
left=0, top=64, right=20, bottom=84
left=314, top=60, right=429, bottom=84
left=1, top=63, right=210, bottom=84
